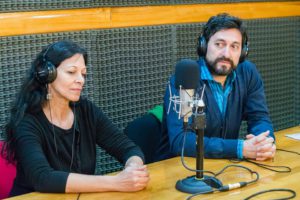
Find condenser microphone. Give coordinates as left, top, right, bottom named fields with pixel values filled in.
left=174, top=59, right=200, bottom=122
left=172, top=60, right=222, bottom=194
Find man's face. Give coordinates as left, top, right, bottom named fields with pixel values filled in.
left=205, top=28, right=242, bottom=76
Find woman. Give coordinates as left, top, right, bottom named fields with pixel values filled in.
left=1, top=40, right=149, bottom=196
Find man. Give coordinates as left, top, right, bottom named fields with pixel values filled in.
left=156, top=13, right=276, bottom=161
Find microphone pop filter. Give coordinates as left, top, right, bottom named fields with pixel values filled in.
left=175, top=59, right=200, bottom=89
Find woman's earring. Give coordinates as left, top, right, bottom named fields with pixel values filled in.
left=46, top=84, right=52, bottom=100
left=46, top=92, right=52, bottom=100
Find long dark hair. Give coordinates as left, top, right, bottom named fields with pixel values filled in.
left=1, top=40, right=88, bottom=164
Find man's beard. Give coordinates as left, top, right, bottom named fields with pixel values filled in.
left=206, top=57, right=236, bottom=76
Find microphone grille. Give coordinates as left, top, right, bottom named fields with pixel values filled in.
left=175, top=59, right=200, bottom=89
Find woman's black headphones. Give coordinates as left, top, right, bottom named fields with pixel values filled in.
left=197, top=14, right=249, bottom=63
left=35, top=43, right=57, bottom=84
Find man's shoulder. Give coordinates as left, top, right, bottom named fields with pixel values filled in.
left=236, top=60, right=264, bottom=89
left=237, top=60, right=256, bottom=70
left=236, top=60, right=259, bottom=76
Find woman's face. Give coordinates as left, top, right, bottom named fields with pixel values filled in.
left=49, top=53, right=86, bottom=103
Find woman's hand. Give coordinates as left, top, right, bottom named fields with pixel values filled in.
left=114, top=156, right=150, bottom=192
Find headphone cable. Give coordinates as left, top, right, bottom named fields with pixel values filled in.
left=48, top=96, right=76, bottom=171
left=69, top=103, right=76, bottom=171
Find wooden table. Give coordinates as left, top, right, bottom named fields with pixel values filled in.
left=6, top=126, right=300, bottom=200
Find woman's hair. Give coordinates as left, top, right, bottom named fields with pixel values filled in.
left=1, top=40, right=87, bottom=163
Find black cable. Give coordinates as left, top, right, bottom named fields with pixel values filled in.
left=186, top=165, right=259, bottom=200
left=180, top=131, right=216, bottom=176
left=76, top=193, right=81, bottom=200
left=48, top=91, right=58, bottom=155
left=214, top=164, right=259, bottom=184
left=48, top=97, right=76, bottom=171
left=181, top=130, right=298, bottom=199
left=244, top=188, right=296, bottom=200
left=229, top=149, right=293, bottom=173
left=180, top=129, right=259, bottom=200
left=48, top=96, right=63, bottom=170
left=242, top=148, right=299, bottom=199
left=186, top=189, right=217, bottom=200
left=69, top=103, right=76, bottom=171
left=245, top=159, right=291, bottom=173
left=277, top=148, right=300, bottom=156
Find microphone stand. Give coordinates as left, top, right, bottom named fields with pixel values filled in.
left=176, top=105, right=222, bottom=194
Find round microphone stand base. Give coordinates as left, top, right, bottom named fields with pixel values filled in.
left=176, top=175, right=222, bottom=194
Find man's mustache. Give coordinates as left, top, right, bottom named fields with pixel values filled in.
left=215, top=57, right=234, bottom=66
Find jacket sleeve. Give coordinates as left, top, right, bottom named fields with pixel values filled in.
left=14, top=118, right=69, bottom=193
left=243, top=61, right=274, bottom=139
left=164, top=76, right=239, bottom=158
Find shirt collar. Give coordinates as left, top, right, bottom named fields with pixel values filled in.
left=199, top=58, right=236, bottom=84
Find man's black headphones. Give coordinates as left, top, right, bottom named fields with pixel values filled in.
left=35, top=43, right=57, bottom=84
left=197, top=15, right=249, bottom=63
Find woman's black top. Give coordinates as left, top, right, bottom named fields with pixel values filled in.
left=10, top=98, right=144, bottom=196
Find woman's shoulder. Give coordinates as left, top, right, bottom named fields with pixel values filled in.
left=15, top=112, right=46, bottom=137
left=21, top=112, right=43, bottom=125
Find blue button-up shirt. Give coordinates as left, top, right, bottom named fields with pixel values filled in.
left=201, top=64, right=244, bottom=159
left=201, top=64, right=236, bottom=115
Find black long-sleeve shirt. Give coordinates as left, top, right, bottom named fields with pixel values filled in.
left=11, top=98, right=144, bottom=196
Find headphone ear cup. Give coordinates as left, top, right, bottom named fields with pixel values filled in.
left=45, top=61, right=57, bottom=83
left=197, top=36, right=207, bottom=57
left=239, top=44, right=249, bottom=63
left=36, top=61, right=57, bottom=84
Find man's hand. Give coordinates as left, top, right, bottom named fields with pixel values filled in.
left=243, top=131, right=276, bottom=161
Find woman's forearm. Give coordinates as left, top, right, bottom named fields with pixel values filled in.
left=65, top=173, right=117, bottom=193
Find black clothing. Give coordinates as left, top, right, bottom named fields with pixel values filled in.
left=11, top=98, right=144, bottom=196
